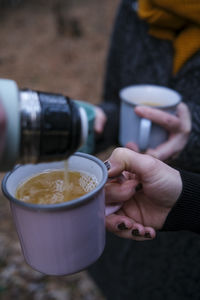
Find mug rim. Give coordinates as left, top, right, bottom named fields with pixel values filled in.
left=1, top=152, right=108, bottom=212
left=119, top=84, right=182, bottom=108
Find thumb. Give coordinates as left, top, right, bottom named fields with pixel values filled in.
left=107, top=147, right=157, bottom=181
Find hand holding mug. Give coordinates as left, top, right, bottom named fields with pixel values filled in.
left=127, top=102, right=191, bottom=161
left=105, top=148, right=182, bottom=241
left=119, top=85, right=183, bottom=155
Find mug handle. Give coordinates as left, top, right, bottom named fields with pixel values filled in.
left=138, top=118, right=152, bottom=152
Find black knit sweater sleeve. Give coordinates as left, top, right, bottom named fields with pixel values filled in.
left=163, top=170, right=200, bottom=233
left=170, top=58, right=200, bottom=173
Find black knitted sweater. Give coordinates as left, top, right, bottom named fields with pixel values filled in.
left=96, top=0, right=200, bottom=174
left=163, top=170, right=200, bottom=233
left=89, top=2, right=200, bottom=299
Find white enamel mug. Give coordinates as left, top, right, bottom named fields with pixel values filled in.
left=119, top=85, right=182, bottom=151
left=2, top=153, right=107, bottom=276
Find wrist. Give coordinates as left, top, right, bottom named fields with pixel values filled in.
left=162, top=170, right=200, bottom=233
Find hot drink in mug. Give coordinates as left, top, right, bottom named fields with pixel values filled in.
left=16, top=169, right=98, bottom=205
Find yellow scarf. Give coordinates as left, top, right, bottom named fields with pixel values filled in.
left=138, top=0, right=200, bottom=74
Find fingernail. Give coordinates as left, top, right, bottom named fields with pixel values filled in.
left=144, top=232, right=151, bottom=238
left=117, top=223, right=128, bottom=230
left=132, top=229, right=140, bottom=237
left=104, top=160, right=111, bottom=171
left=136, top=183, right=143, bottom=191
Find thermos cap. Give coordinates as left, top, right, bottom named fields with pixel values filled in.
left=0, top=79, right=89, bottom=171
left=0, top=79, right=20, bottom=171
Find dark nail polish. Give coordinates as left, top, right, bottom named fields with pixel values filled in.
left=144, top=232, right=151, bottom=238
left=117, top=223, right=128, bottom=230
left=132, top=229, right=140, bottom=236
left=136, top=183, right=143, bottom=192
left=104, top=160, right=111, bottom=171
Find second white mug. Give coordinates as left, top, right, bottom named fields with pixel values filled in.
left=119, top=84, right=182, bottom=151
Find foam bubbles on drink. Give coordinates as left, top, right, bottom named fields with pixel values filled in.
left=79, top=173, right=98, bottom=193
left=64, top=159, right=98, bottom=199
left=16, top=160, right=98, bottom=205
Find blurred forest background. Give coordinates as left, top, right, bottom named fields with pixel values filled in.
left=0, top=0, right=119, bottom=299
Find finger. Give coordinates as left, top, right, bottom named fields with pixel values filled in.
left=142, top=226, right=156, bottom=239
left=146, top=136, right=182, bottom=161
left=176, top=103, right=191, bottom=131
left=121, top=225, right=156, bottom=241
left=125, top=142, right=139, bottom=152
left=106, top=148, right=158, bottom=181
left=105, top=179, right=138, bottom=203
left=94, top=107, right=107, bottom=134
left=106, top=214, right=145, bottom=237
left=176, top=102, right=190, bottom=119
left=106, top=214, right=156, bottom=240
left=129, top=225, right=156, bottom=241
left=134, top=106, right=180, bottom=131
left=106, top=213, right=134, bottom=232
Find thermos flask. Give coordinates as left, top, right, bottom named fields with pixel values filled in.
left=0, top=79, right=88, bottom=171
